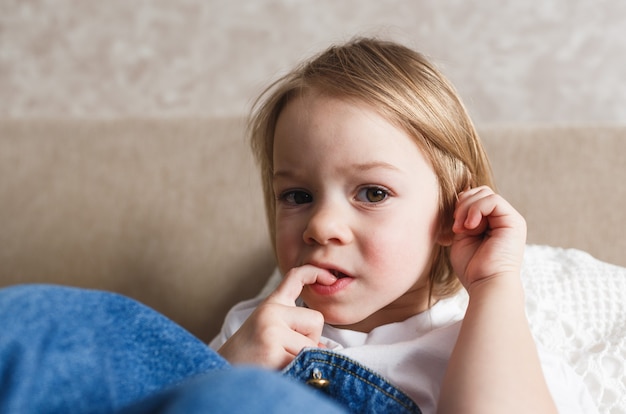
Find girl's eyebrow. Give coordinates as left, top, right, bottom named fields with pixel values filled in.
left=351, top=161, right=401, bottom=172
left=272, top=169, right=296, bottom=180
left=273, top=161, right=401, bottom=179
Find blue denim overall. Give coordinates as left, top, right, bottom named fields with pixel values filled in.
left=283, top=348, right=422, bottom=414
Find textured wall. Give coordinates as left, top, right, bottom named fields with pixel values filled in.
left=1, top=0, right=625, bottom=123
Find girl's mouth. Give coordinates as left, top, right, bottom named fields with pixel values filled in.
left=309, top=268, right=354, bottom=295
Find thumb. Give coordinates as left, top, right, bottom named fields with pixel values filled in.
left=266, top=265, right=337, bottom=306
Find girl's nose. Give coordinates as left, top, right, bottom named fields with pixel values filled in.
left=302, top=203, right=353, bottom=246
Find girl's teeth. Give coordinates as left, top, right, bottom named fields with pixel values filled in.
left=328, top=269, right=348, bottom=278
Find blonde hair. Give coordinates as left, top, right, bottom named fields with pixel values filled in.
left=249, top=37, right=494, bottom=299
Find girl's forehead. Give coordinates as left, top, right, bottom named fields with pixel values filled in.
left=277, top=91, right=389, bottom=131
left=272, top=93, right=436, bottom=177
left=276, top=92, right=424, bottom=153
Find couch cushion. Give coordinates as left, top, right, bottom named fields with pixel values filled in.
left=0, top=118, right=274, bottom=342
left=480, top=125, right=626, bottom=268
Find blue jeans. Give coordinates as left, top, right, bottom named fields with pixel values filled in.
left=0, top=284, right=347, bottom=413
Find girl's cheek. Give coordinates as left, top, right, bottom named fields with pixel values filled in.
left=275, top=236, right=298, bottom=270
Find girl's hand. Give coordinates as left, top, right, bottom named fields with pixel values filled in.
left=449, top=186, right=527, bottom=291
left=217, top=265, right=335, bottom=370
left=441, top=187, right=557, bottom=414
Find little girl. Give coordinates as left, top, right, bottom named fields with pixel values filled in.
left=211, top=37, right=594, bottom=413
left=0, top=37, right=595, bottom=414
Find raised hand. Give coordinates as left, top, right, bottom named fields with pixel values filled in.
left=217, top=265, right=336, bottom=369
left=440, top=187, right=557, bottom=414
left=449, top=186, right=527, bottom=291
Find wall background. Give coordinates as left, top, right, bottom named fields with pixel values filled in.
left=1, top=0, right=625, bottom=124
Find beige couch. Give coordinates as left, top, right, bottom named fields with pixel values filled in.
left=1, top=118, right=625, bottom=344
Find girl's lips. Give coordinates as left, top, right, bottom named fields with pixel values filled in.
left=309, top=273, right=354, bottom=295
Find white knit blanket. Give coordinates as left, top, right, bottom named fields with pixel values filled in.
left=523, top=245, right=626, bottom=414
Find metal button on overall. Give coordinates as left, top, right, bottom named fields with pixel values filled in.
left=306, top=368, right=330, bottom=389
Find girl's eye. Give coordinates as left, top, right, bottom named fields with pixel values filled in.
left=281, top=190, right=313, bottom=205
left=356, top=187, right=389, bottom=203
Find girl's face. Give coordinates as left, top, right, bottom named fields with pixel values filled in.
left=272, top=91, right=447, bottom=332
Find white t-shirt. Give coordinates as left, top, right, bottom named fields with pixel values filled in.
left=210, top=290, right=598, bottom=414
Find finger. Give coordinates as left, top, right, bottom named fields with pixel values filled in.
left=266, top=265, right=337, bottom=306
left=453, top=187, right=495, bottom=232
left=256, top=306, right=323, bottom=358
left=465, top=196, right=497, bottom=230
left=282, top=328, right=322, bottom=357
left=279, top=305, right=325, bottom=339
left=455, top=189, right=522, bottom=236
left=284, top=310, right=325, bottom=354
